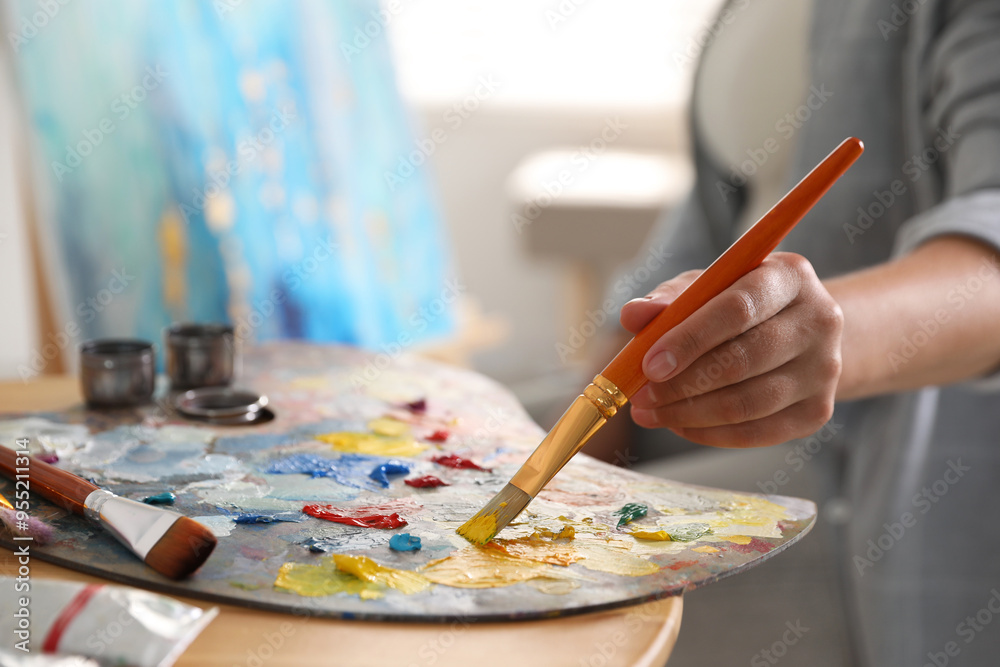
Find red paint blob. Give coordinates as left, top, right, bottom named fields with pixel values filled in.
left=405, top=399, right=427, bottom=414
left=302, top=505, right=407, bottom=529
left=726, top=537, right=774, bottom=554
left=404, top=475, right=450, bottom=488
left=431, top=454, right=491, bottom=472
left=426, top=430, right=449, bottom=443
left=666, top=559, right=698, bottom=571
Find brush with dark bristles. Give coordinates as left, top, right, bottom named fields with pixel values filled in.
left=458, top=137, right=865, bottom=545
left=0, top=444, right=216, bottom=579
left=0, top=489, right=55, bottom=544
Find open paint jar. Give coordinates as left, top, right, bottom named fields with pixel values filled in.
left=173, top=387, right=272, bottom=425
left=165, top=323, right=235, bottom=390
left=80, top=339, right=156, bottom=408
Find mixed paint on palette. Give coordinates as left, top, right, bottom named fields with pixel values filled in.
left=0, top=344, right=816, bottom=621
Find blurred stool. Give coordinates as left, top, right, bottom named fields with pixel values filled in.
left=507, top=149, right=692, bottom=364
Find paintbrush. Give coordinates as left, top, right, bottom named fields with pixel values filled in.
left=459, top=137, right=865, bottom=545
left=0, top=489, right=55, bottom=544
left=0, top=444, right=216, bottom=579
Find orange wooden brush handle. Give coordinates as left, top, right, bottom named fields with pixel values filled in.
left=602, top=137, right=864, bottom=398
left=0, top=444, right=98, bottom=515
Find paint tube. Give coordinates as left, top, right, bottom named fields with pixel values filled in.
left=0, top=577, right=217, bottom=667
left=0, top=650, right=98, bottom=666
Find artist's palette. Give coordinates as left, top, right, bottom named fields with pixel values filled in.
left=0, top=344, right=816, bottom=621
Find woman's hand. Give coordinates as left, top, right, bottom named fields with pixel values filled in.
left=620, top=253, right=843, bottom=448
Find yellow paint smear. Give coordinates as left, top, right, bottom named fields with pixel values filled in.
left=532, top=525, right=575, bottom=540
left=630, top=529, right=673, bottom=542
left=718, top=495, right=789, bottom=528
left=456, top=514, right=497, bottom=545
left=368, top=417, right=411, bottom=437
left=421, top=546, right=572, bottom=590
left=316, top=431, right=428, bottom=457
left=574, top=541, right=660, bottom=577
left=331, top=554, right=431, bottom=595
left=492, top=536, right=583, bottom=567
left=726, top=535, right=753, bottom=545
left=693, top=546, right=720, bottom=553
left=274, top=561, right=385, bottom=600
left=274, top=555, right=430, bottom=599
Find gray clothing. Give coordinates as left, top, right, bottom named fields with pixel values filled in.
left=627, top=1, right=1000, bottom=664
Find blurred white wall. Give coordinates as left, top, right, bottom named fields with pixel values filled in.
left=0, top=53, right=39, bottom=381
left=0, top=0, right=724, bottom=392
left=387, top=0, right=723, bottom=411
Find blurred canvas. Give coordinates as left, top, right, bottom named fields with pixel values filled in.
left=6, top=0, right=454, bottom=358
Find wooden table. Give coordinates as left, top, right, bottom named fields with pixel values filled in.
left=0, top=376, right=682, bottom=667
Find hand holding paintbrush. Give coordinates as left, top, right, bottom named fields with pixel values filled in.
left=459, top=137, right=865, bottom=544
left=0, top=444, right=216, bottom=579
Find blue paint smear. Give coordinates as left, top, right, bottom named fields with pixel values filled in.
left=233, top=512, right=305, bottom=524
left=214, top=433, right=296, bottom=455
left=265, top=453, right=385, bottom=490
left=142, top=491, right=176, bottom=505
left=389, top=533, right=421, bottom=552
left=369, top=461, right=409, bottom=488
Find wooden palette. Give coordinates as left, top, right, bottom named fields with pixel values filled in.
left=0, top=343, right=815, bottom=622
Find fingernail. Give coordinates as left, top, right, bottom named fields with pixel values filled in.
left=646, top=351, right=677, bottom=382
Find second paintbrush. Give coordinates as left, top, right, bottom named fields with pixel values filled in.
left=0, top=444, right=216, bottom=579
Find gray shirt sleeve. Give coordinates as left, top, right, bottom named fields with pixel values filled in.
left=896, top=0, right=1000, bottom=390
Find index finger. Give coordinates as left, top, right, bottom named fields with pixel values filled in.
left=640, top=258, right=802, bottom=383
left=619, top=271, right=701, bottom=334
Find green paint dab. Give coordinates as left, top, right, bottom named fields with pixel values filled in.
left=614, top=503, right=648, bottom=528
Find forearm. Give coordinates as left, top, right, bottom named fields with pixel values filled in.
left=828, top=235, right=1000, bottom=400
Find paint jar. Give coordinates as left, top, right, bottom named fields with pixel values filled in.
left=173, top=386, right=272, bottom=425
left=80, top=339, right=156, bottom=408
left=165, top=323, right=235, bottom=390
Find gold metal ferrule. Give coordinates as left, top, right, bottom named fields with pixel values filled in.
left=510, top=374, right=627, bottom=497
